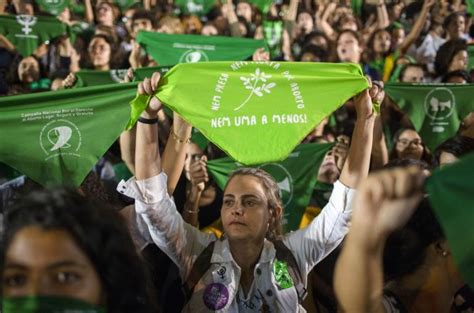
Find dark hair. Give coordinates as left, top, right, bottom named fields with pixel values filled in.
left=223, top=168, right=283, bottom=241
left=304, top=30, right=330, bottom=49
left=443, top=12, right=465, bottom=30
left=402, top=0, right=423, bottom=21
left=366, top=28, right=392, bottom=60
left=434, top=135, right=474, bottom=165
left=441, top=70, right=472, bottom=83
left=383, top=158, right=430, bottom=171
left=389, top=127, right=434, bottom=166
left=86, top=34, right=120, bottom=69
left=435, top=39, right=468, bottom=76
left=336, top=29, right=361, bottom=46
left=299, top=44, right=328, bottom=62
left=132, top=9, right=154, bottom=27
left=398, top=63, right=426, bottom=81
left=383, top=197, right=445, bottom=281
left=1, top=189, right=156, bottom=313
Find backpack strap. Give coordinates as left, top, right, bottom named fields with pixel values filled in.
left=182, top=241, right=216, bottom=301
left=273, top=239, right=308, bottom=304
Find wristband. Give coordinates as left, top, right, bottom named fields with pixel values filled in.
left=138, top=116, right=158, bottom=124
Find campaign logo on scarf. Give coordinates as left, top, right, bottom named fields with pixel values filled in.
left=385, top=83, right=474, bottom=151
left=74, top=66, right=171, bottom=87
left=37, top=0, right=70, bottom=15
left=0, top=83, right=137, bottom=187
left=0, top=15, right=67, bottom=56
left=136, top=31, right=267, bottom=66
left=129, top=62, right=368, bottom=165
left=207, top=143, right=335, bottom=231
left=175, top=0, right=216, bottom=16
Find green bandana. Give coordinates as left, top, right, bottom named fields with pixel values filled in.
left=0, top=15, right=68, bottom=57
left=351, top=0, right=363, bottom=16
left=37, top=0, right=70, bottom=15
left=74, top=67, right=172, bottom=88
left=207, top=142, right=334, bottom=231
left=0, top=82, right=137, bottom=187
left=425, top=152, right=474, bottom=289
left=273, top=259, right=294, bottom=289
left=467, top=0, right=474, bottom=15
left=2, top=296, right=106, bottom=313
left=129, top=61, right=368, bottom=165
left=114, top=0, right=140, bottom=10
left=385, top=83, right=474, bottom=151
left=248, top=0, right=273, bottom=13
left=263, top=20, right=283, bottom=59
left=29, top=78, right=51, bottom=90
left=136, top=31, right=267, bottom=66
left=175, top=0, right=217, bottom=16
left=312, top=180, right=334, bottom=208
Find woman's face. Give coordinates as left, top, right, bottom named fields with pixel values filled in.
left=395, top=129, right=424, bottom=160
left=448, top=15, right=465, bottom=39
left=236, top=2, right=252, bottom=23
left=96, top=3, right=114, bottom=26
left=88, top=37, right=111, bottom=69
left=221, top=175, right=270, bottom=242
left=373, top=30, right=391, bottom=55
left=448, top=50, right=468, bottom=72
left=297, top=12, right=313, bottom=34
left=401, top=66, right=425, bottom=83
left=391, top=28, right=405, bottom=48
left=17, top=56, right=39, bottom=83
left=337, top=32, right=361, bottom=63
left=3, top=226, right=103, bottom=305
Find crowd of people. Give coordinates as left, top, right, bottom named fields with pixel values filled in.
left=1, top=0, right=474, bottom=312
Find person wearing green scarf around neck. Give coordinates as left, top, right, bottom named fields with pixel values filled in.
left=2, top=189, right=157, bottom=313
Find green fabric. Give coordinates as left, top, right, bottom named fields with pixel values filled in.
left=29, top=78, right=51, bottom=90
left=0, top=15, right=67, bottom=57
left=206, top=142, right=334, bottom=231
left=467, top=0, right=474, bottom=15
left=0, top=82, right=137, bottom=187
left=37, top=0, right=70, bottom=15
left=114, top=0, right=140, bottom=10
left=263, top=20, right=283, bottom=59
left=191, top=127, right=209, bottom=150
left=113, top=162, right=132, bottom=182
left=136, top=31, right=267, bottom=66
left=351, top=0, right=363, bottom=16
left=248, top=0, right=273, bottom=13
left=468, top=45, right=474, bottom=71
left=425, top=152, right=474, bottom=289
left=74, top=66, right=172, bottom=87
left=2, top=295, right=106, bottom=313
left=175, top=0, right=217, bottom=16
left=273, top=259, right=294, bottom=289
left=311, top=180, right=333, bottom=208
left=385, top=83, right=474, bottom=151
left=129, top=62, right=368, bottom=164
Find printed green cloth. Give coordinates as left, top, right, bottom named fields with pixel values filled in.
left=207, top=142, right=334, bottom=231
left=0, top=83, right=137, bottom=187
left=136, top=31, right=267, bottom=66
left=0, top=15, right=67, bottom=57
left=385, top=83, right=474, bottom=151
left=74, top=66, right=172, bottom=87
left=37, top=0, right=70, bottom=15
left=2, top=296, right=105, bottom=313
left=129, top=62, right=368, bottom=164
left=175, top=0, right=217, bottom=16
left=468, top=45, right=474, bottom=71
left=263, top=20, right=283, bottom=59
left=248, top=0, right=273, bottom=13
left=426, top=152, right=474, bottom=289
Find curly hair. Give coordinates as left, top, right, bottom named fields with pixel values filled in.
left=224, top=168, right=283, bottom=241
left=1, top=188, right=157, bottom=313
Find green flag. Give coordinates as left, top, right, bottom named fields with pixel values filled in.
left=263, top=20, right=283, bottom=59
left=114, top=0, right=140, bottom=10
left=248, top=0, right=273, bottom=13
left=175, top=0, right=216, bottom=16
left=468, top=44, right=474, bottom=71
left=37, top=0, right=70, bottom=15
left=74, top=66, right=172, bottom=87
left=385, top=83, right=474, bottom=151
left=0, top=15, right=68, bottom=57
left=129, top=61, right=369, bottom=164
left=0, top=83, right=137, bottom=187
left=207, top=142, right=334, bottom=232
left=425, top=152, right=474, bottom=289
left=136, top=31, right=267, bottom=66
left=351, top=0, right=363, bottom=16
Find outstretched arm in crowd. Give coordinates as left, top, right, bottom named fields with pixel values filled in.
left=182, top=156, right=208, bottom=227
left=284, top=0, right=298, bottom=41
left=223, top=0, right=242, bottom=37
left=375, top=0, right=390, bottom=30
left=334, top=167, right=424, bottom=313
left=398, top=0, right=436, bottom=56
left=84, top=0, right=95, bottom=25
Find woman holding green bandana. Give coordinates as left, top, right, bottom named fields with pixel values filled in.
left=2, top=188, right=156, bottom=313
left=118, top=72, right=383, bottom=312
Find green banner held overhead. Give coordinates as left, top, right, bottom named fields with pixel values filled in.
left=207, top=143, right=334, bottom=232
left=129, top=62, right=369, bottom=164
left=37, top=0, right=70, bottom=15
left=425, top=152, right=474, bottom=289
left=74, top=66, right=172, bottom=87
left=136, top=31, right=267, bottom=66
left=248, top=0, right=273, bottom=13
left=0, top=15, right=68, bottom=57
left=385, top=83, right=474, bottom=151
left=0, top=83, right=137, bottom=187
left=175, top=0, right=217, bottom=16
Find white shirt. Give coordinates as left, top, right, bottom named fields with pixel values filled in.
left=118, top=173, right=355, bottom=312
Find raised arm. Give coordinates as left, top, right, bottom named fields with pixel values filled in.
left=334, top=167, right=424, bottom=313
left=84, top=0, right=95, bottom=25
left=223, top=0, right=242, bottom=37
left=284, top=0, right=298, bottom=40
left=375, top=0, right=389, bottom=30
left=398, top=0, right=435, bottom=55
